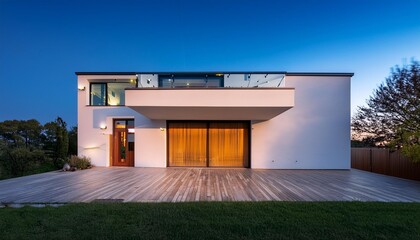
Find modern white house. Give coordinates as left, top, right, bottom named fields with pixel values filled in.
left=77, top=72, right=352, bottom=169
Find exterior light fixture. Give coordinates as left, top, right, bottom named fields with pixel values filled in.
left=160, top=127, right=165, bottom=131
left=147, top=78, right=151, bottom=84
left=100, top=124, right=107, bottom=130
left=78, top=86, right=86, bottom=91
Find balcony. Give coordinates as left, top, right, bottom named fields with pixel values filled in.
left=125, top=88, right=295, bottom=120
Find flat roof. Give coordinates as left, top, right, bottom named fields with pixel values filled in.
left=75, top=71, right=354, bottom=77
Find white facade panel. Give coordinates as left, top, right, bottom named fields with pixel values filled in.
left=78, top=73, right=351, bottom=170
left=77, top=75, right=167, bottom=168
left=125, top=88, right=294, bottom=120
left=251, top=76, right=351, bottom=169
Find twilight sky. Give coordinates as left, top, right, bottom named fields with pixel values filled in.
left=1, top=0, right=419, bottom=127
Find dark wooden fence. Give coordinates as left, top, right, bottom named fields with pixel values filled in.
left=351, top=148, right=420, bottom=181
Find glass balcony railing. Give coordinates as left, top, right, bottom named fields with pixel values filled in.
left=136, top=73, right=286, bottom=88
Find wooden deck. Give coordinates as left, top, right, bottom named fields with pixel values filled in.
left=0, top=167, right=420, bottom=203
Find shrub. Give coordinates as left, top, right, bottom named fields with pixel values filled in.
left=68, top=155, right=92, bottom=170
left=54, top=157, right=66, bottom=168
left=0, top=147, right=46, bottom=177
left=0, top=164, right=4, bottom=179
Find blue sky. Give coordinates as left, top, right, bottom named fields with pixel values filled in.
left=1, top=0, right=419, bottom=127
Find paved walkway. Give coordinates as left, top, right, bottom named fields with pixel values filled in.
left=0, top=167, right=419, bottom=203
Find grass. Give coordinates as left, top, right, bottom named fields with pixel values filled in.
left=0, top=162, right=58, bottom=180
left=24, top=162, right=58, bottom=176
left=0, top=202, right=419, bottom=239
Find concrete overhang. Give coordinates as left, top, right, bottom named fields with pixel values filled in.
left=125, top=88, right=295, bottom=120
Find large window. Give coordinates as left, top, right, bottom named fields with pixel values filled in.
left=90, top=81, right=135, bottom=106
left=168, top=121, right=249, bottom=167
left=90, top=83, right=106, bottom=106
left=159, top=74, right=223, bottom=88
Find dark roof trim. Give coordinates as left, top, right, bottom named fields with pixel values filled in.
left=125, top=87, right=296, bottom=90
left=286, top=72, right=354, bottom=77
left=75, top=72, right=137, bottom=75
left=75, top=71, right=354, bottom=77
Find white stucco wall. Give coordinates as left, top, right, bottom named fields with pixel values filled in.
left=251, top=75, right=351, bottom=169
left=78, top=75, right=167, bottom=168
left=78, top=73, right=351, bottom=169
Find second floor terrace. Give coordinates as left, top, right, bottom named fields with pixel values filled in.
left=77, top=72, right=353, bottom=120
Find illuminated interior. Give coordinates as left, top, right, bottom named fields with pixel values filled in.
left=159, top=74, right=223, bottom=88
left=90, top=81, right=136, bottom=106
left=168, top=121, right=249, bottom=167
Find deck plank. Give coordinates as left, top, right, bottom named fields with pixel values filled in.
left=1, top=168, right=420, bottom=203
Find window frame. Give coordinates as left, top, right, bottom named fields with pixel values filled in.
left=89, top=82, right=108, bottom=106
left=158, top=74, right=224, bottom=88
left=89, top=81, right=135, bottom=106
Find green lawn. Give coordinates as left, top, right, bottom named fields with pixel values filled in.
left=0, top=202, right=419, bottom=240
left=0, top=162, right=58, bottom=180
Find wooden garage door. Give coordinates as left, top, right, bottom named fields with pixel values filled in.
left=168, top=121, right=249, bottom=167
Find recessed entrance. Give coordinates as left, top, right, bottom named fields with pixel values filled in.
left=112, top=119, right=135, bottom=167
left=167, top=121, right=250, bottom=167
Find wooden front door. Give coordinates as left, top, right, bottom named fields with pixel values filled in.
left=112, top=119, right=134, bottom=167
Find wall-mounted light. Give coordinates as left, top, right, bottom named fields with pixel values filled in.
left=160, top=127, right=165, bottom=131
left=100, top=124, right=107, bottom=130
left=147, top=78, right=151, bottom=84
left=78, top=86, right=86, bottom=91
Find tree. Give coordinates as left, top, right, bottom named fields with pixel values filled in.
left=68, top=126, right=78, bottom=156
left=0, top=120, right=21, bottom=147
left=0, top=118, right=71, bottom=178
left=3, top=147, right=45, bottom=177
left=352, top=60, right=420, bottom=162
left=18, top=119, right=43, bottom=149
left=0, top=119, right=45, bottom=177
left=43, top=117, right=69, bottom=167
left=0, top=119, right=43, bottom=149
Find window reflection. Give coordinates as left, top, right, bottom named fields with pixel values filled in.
left=90, top=83, right=106, bottom=106
left=159, top=75, right=223, bottom=88
left=90, top=81, right=135, bottom=106
left=115, top=120, right=126, bottom=129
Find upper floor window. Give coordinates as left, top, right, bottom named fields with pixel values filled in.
left=90, top=83, right=106, bottom=105
left=158, top=74, right=223, bottom=88
left=90, top=81, right=136, bottom=106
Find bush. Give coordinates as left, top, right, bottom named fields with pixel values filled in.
left=54, top=157, right=66, bottom=168
left=0, top=147, right=46, bottom=177
left=68, top=155, right=92, bottom=170
left=0, top=164, right=4, bottom=179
